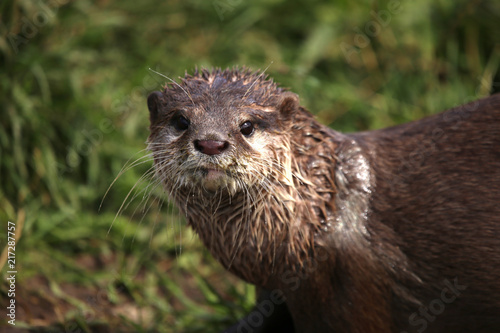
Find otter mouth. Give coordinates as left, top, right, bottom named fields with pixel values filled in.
left=193, top=167, right=236, bottom=192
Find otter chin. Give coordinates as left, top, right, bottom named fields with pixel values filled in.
left=199, top=168, right=233, bottom=192
left=146, top=67, right=500, bottom=333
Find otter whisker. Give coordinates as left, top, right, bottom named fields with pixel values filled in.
left=108, top=162, right=158, bottom=235
left=101, top=149, right=154, bottom=212
left=115, top=166, right=160, bottom=223
left=243, top=62, right=274, bottom=99
left=148, top=68, right=196, bottom=107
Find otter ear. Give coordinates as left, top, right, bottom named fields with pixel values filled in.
left=147, top=91, right=164, bottom=124
left=278, top=92, right=300, bottom=125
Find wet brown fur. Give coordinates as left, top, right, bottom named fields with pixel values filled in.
left=147, top=67, right=500, bottom=332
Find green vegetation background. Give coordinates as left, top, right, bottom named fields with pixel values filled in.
left=1, top=0, right=499, bottom=332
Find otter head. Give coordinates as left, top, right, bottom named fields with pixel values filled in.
left=147, top=68, right=300, bottom=198
left=146, top=69, right=342, bottom=285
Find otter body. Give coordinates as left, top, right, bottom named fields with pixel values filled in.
left=147, top=68, right=500, bottom=332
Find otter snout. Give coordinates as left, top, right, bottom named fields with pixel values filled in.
left=194, top=139, right=230, bottom=155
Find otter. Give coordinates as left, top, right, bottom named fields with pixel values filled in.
left=146, top=67, right=500, bottom=333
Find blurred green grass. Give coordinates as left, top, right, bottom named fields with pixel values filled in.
left=0, top=0, right=499, bottom=331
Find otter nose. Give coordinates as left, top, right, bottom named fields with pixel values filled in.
left=194, top=140, right=229, bottom=155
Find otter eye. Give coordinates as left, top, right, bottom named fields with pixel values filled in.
left=240, top=121, right=254, bottom=136
left=172, top=115, right=190, bottom=131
